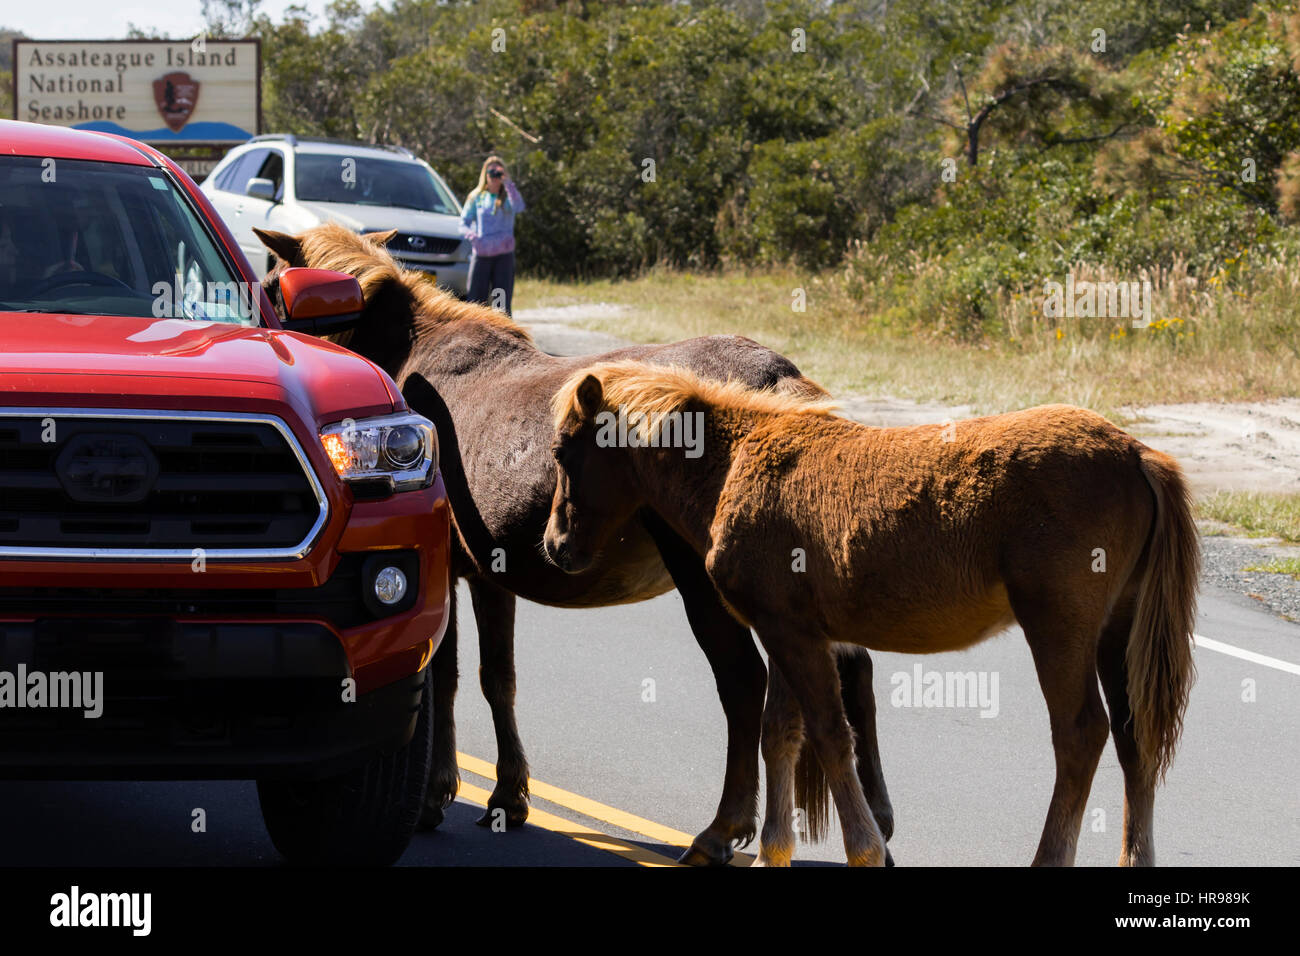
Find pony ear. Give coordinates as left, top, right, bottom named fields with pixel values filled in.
left=365, top=229, right=398, bottom=247
left=254, top=228, right=303, bottom=264
left=575, top=374, right=604, bottom=418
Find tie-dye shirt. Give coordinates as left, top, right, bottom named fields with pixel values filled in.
left=460, top=181, right=525, bottom=257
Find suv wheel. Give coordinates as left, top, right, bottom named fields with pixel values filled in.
left=257, top=666, right=433, bottom=866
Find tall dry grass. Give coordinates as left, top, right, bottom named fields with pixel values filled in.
left=516, top=251, right=1300, bottom=419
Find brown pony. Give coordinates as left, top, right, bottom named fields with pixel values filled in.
left=544, top=361, right=1199, bottom=866
left=253, top=223, right=895, bottom=865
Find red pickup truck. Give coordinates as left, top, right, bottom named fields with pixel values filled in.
left=0, top=120, right=451, bottom=865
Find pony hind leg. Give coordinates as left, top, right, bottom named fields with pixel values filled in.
left=420, top=583, right=461, bottom=829
left=469, top=575, right=530, bottom=828
left=1096, top=594, right=1156, bottom=866
left=755, top=662, right=804, bottom=866
left=760, top=632, right=887, bottom=867
left=779, top=647, right=897, bottom=865
left=1012, top=593, right=1112, bottom=866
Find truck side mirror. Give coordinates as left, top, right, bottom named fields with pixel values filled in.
left=276, top=267, right=365, bottom=336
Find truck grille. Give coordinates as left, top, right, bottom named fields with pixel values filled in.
left=387, top=232, right=462, bottom=257
left=0, top=411, right=327, bottom=558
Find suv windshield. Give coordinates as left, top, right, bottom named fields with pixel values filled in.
left=0, top=156, right=257, bottom=324
left=295, top=154, right=460, bottom=214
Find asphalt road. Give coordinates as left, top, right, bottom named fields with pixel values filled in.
left=0, top=579, right=1295, bottom=867
left=1, top=316, right=1295, bottom=867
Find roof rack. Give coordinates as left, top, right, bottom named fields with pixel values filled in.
left=244, top=133, right=415, bottom=158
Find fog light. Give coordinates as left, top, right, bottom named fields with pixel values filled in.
left=374, top=566, right=408, bottom=605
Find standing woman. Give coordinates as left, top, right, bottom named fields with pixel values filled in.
left=460, top=155, right=525, bottom=315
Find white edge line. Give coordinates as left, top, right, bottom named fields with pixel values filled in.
left=1194, top=633, right=1300, bottom=676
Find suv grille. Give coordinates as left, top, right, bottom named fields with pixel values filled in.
left=0, top=412, right=326, bottom=557
left=387, top=232, right=461, bottom=257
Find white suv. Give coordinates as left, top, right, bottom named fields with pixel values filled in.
left=201, top=135, right=470, bottom=293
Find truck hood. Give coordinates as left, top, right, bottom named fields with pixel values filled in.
left=296, top=201, right=464, bottom=239
left=0, top=313, right=400, bottom=426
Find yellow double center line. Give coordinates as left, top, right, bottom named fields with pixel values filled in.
left=455, top=752, right=753, bottom=867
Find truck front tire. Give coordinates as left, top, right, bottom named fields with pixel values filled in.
left=257, top=666, right=433, bottom=866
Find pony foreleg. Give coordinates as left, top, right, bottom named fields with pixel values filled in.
left=420, top=584, right=460, bottom=829
left=468, top=575, right=530, bottom=828
left=761, top=634, right=887, bottom=867
left=755, top=663, right=803, bottom=867
left=643, top=511, right=766, bottom=866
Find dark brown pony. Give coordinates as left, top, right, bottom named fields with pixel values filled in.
left=254, top=223, right=894, bottom=864
left=545, top=361, right=1199, bottom=866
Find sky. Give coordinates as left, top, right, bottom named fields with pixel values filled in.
left=4, top=1, right=363, bottom=40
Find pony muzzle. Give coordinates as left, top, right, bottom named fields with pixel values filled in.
left=542, top=527, right=588, bottom=574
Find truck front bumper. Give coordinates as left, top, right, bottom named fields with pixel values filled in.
left=0, top=476, right=451, bottom=779
left=0, top=619, right=427, bottom=780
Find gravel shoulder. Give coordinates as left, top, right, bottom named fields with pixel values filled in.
left=1199, top=528, right=1300, bottom=624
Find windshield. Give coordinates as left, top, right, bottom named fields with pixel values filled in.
left=0, top=156, right=257, bottom=324
left=295, top=154, right=460, bottom=214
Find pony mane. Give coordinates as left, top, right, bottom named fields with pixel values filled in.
left=292, top=222, right=533, bottom=343
left=552, top=360, right=835, bottom=434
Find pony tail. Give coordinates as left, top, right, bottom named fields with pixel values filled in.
left=794, top=738, right=831, bottom=843
left=1129, top=448, right=1199, bottom=783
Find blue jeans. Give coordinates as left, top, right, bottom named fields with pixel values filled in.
left=467, top=251, right=515, bottom=316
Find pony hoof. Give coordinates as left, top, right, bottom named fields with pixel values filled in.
left=678, top=841, right=733, bottom=867
left=418, top=803, right=445, bottom=831
left=476, top=805, right=528, bottom=829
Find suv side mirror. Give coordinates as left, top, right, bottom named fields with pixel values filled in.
left=246, top=177, right=277, bottom=201
left=276, top=267, right=365, bottom=336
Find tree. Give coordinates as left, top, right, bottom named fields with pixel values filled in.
left=203, top=0, right=264, bottom=38
left=918, top=44, right=1128, bottom=167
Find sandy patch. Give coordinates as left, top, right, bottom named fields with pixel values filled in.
left=836, top=397, right=1300, bottom=496
left=1121, top=400, right=1300, bottom=496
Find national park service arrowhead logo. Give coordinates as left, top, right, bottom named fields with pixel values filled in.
left=153, top=72, right=200, bottom=132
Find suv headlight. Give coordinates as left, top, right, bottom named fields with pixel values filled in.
left=320, top=412, right=438, bottom=494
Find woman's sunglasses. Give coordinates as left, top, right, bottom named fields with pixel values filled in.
left=488, top=169, right=504, bottom=179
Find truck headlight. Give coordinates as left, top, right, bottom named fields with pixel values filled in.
left=320, top=412, right=438, bottom=493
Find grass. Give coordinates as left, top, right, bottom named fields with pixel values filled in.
left=1197, top=491, right=1300, bottom=542
left=1246, top=558, right=1300, bottom=580
left=516, top=253, right=1300, bottom=421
